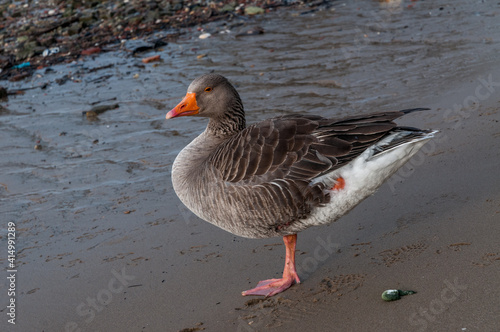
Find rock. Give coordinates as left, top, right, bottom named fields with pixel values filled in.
left=245, top=6, right=265, bottom=15
left=142, top=55, right=161, bottom=63
left=89, top=104, right=119, bottom=115
left=236, top=27, right=265, bottom=37
left=219, top=4, right=235, bottom=13
left=85, top=111, right=98, bottom=120
left=42, top=48, right=60, bottom=57
left=381, top=289, right=416, bottom=301
left=16, top=41, right=40, bottom=61
left=82, top=104, right=119, bottom=119
left=81, top=47, right=102, bottom=56
left=9, top=73, right=30, bottom=82
left=68, top=21, right=82, bottom=36
left=199, top=33, right=211, bottom=39
left=0, top=86, right=7, bottom=100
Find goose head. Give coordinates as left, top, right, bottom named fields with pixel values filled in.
left=166, top=73, right=246, bottom=136
left=166, top=74, right=243, bottom=119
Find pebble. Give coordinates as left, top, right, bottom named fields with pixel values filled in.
left=81, top=47, right=102, bottom=56
left=236, top=27, right=265, bottom=37
left=42, top=47, right=60, bottom=57
left=0, top=87, right=7, bottom=100
left=381, top=289, right=416, bottom=301
left=82, top=104, right=120, bottom=119
left=199, top=33, right=211, bottom=39
left=245, top=6, right=265, bottom=15
left=142, top=55, right=161, bottom=63
left=85, top=111, right=98, bottom=120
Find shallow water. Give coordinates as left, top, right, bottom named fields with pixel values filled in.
left=1, top=0, right=499, bottom=330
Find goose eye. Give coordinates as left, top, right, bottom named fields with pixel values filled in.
left=204, top=87, right=212, bottom=92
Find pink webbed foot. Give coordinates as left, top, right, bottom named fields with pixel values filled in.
left=242, top=234, right=300, bottom=297
left=242, top=274, right=300, bottom=297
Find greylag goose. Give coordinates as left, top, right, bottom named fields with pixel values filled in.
left=166, top=74, right=436, bottom=297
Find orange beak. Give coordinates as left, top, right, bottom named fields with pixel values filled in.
left=166, top=92, right=200, bottom=119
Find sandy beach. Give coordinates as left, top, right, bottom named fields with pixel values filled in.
left=1, top=1, right=499, bottom=331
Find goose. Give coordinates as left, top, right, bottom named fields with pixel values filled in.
left=166, top=73, right=436, bottom=297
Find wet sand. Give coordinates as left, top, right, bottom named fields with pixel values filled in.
left=1, top=1, right=499, bottom=331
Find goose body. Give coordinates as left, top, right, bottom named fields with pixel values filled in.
left=167, top=74, right=436, bottom=296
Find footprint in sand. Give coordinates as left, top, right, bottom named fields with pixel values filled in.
left=377, top=242, right=429, bottom=267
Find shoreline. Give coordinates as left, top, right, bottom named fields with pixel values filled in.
left=1, top=0, right=333, bottom=82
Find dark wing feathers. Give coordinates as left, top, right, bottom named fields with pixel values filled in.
left=313, top=137, right=351, bottom=156
left=208, top=111, right=408, bottom=184
left=331, top=111, right=403, bottom=125
left=339, top=123, right=395, bottom=135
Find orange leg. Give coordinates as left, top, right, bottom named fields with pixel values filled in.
left=242, top=234, right=300, bottom=297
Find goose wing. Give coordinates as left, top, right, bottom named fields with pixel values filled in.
left=208, top=111, right=412, bottom=184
